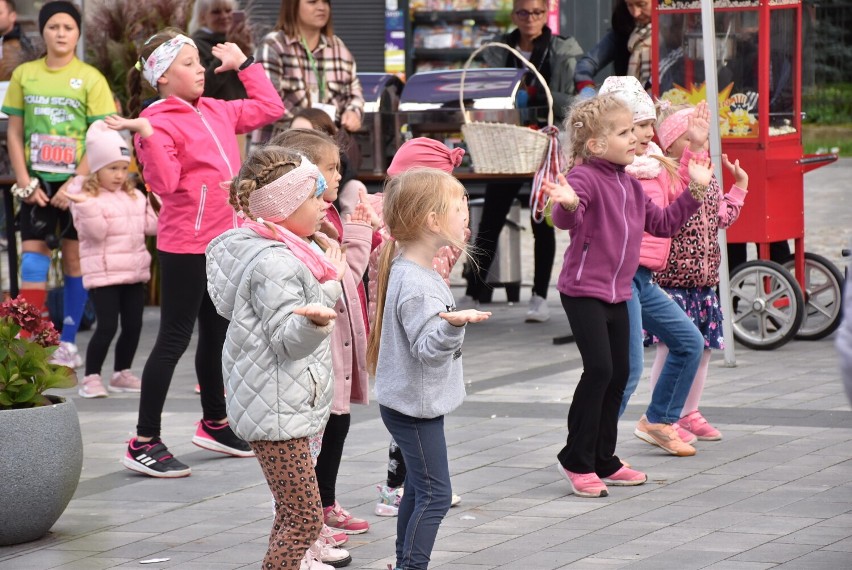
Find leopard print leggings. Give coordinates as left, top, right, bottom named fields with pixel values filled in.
left=251, top=438, right=323, bottom=569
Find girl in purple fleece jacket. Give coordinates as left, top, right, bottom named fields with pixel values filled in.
left=542, top=94, right=712, bottom=498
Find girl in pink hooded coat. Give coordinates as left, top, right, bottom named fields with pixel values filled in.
left=67, top=120, right=158, bottom=399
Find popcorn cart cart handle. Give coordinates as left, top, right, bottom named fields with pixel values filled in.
left=458, top=42, right=554, bottom=128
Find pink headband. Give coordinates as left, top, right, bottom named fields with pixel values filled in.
left=247, top=156, right=323, bottom=223
left=387, top=138, right=464, bottom=177
left=657, top=108, right=693, bottom=152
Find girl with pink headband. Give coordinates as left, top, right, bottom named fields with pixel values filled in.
left=646, top=102, right=751, bottom=443
left=106, top=27, right=284, bottom=479
left=206, top=146, right=348, bottom=570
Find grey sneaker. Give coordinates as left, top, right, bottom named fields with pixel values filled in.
left=525, top=294, right=551, bottom=322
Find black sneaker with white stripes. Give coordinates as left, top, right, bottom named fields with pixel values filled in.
left=123, top=438, right=191, bottom=478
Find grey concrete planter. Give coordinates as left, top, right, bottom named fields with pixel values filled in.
left=0, top=396, right=83, bottom=546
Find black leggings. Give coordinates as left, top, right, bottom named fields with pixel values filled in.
left=136, top=252, right=228, bottom=438
left=466, top=182, right=555, bottom=300
left=556, top=295, right=629, bottom=478
left=315, top=412, right=351, bottom=508
left=85, top=283, right=145, bottom=376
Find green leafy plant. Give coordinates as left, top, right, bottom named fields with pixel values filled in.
left=0, top=298, right=76, bottom=410
left=84, top=0, right=191, bottom=111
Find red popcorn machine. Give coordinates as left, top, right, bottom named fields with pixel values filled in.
left=651, top=0, right=843, bottom=350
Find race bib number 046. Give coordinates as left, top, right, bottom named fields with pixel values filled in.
left=31, top=133, right=77, bottom=174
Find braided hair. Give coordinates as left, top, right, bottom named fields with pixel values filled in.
left=228, top=145, right=304, bottom=220
left=563, top=93, right=632, bottom=170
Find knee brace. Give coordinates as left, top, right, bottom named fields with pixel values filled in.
left=21, top=252, right=51, bottom=282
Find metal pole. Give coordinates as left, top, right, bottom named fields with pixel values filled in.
left=699, top=0, right=736, bottom=366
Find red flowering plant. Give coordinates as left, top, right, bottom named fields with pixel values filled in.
left=0, top=297, right=76, bottom=409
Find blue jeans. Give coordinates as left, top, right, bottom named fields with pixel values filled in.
left=621, top=266, right=703, bottom=424
left=380, top=405, right=452, bottom=570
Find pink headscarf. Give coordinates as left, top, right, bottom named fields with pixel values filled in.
left=657, top=108, right=693, bottom=153
left=387, top=138, right=464, bottom=177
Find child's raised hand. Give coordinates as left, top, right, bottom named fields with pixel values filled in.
left=542, top=174, right=580, bottom=211
left=438, top=309, right=492, bottom=327
left=294, top=304, right=337, bottom=327
left=324, top=243, right=348, bottom=281
left=346, top=202, right=374, bottom=228
left=721, top=153, right=749, bottom=189
left=686, top=100, right=710, bottom=152
left=357, top=188, right=382, bottom=230
left=212, top=42, right=248, bottom=73
left=687, top=156, right=713, bottom=191
left=104, top=114, right=153, bottom=138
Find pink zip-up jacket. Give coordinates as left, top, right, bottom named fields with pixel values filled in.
left=632, top=146, right=702, bottom=271
left=68, top=178, right=158, bottom=290
left=322, top=207, right=373, bottom=414
left=134, top=64, right=284, bottom=254
left=655, top=174, right=747, bottom=288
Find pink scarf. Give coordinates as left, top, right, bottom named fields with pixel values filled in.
left=242, top=219, right=339, bottom=283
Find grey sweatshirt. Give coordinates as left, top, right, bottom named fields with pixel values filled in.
left=374, top=258, right=466, bottom=418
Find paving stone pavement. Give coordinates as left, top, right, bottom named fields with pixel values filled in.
left=1, top=161, right=850, bottom=569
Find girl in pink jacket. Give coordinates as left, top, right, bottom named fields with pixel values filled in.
left=67, top=121, right=158, bottom=399
left=107, top=29, right=285, bottom=478
left=272, top=128, right=378, bottom=539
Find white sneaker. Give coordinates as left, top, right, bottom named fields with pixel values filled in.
left=451, top=492, right=461, bottom=507
left=312, top=537, right=352, bottom=568
left=51, top=341, right=83, bottom=368
left=300, top=542, right=335, bottom=570
left=525, top=294, right=551, bottom=322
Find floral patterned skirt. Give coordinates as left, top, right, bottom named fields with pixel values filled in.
left=645, top=285, right=725, bottom=350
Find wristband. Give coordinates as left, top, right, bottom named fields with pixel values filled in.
left=688, top=181, right=708, bottom=201
left=10, top=179, right=39, bottom=199
left=238, top=55, right=254, bottom=71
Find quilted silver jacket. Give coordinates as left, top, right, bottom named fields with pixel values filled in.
left=206, top=228, right=342, bottom=442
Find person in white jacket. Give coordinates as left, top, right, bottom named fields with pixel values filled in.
left=206, top=146, right=347, bottom=569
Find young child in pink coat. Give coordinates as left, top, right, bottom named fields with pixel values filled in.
left=272, top=128, right=379, bottom=541
left=67, top=120, right=158, bottom=399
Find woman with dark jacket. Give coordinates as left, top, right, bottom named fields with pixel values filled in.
left=574, top=0, right=650, bottom=94
left=462, top=0, right=583, bottom=323
left=189, top=0, right=253, bottom=101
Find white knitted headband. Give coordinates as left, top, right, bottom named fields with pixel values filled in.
left=137, top=34, right=197, bottom=88
left=248, top=156, right=327, bottom=223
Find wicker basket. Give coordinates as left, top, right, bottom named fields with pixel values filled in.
left=459, top=42, right=554, bottom=174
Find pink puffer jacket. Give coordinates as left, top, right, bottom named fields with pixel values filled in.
left=68, top=179, right=158, bottom=289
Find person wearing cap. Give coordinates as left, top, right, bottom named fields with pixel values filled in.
left=598, top=76, right=707, bottom=458
left=65, top=120, right=159, bottom=399
left=205, top=146, right=346, bottom=570
left=2, top=0, right=117, bottom=369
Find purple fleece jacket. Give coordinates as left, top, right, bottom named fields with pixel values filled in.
left=551, top=158, right=701, bottom=304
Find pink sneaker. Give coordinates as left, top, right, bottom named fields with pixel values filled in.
left=323, top=501, right=370, bottom=534
left=78, top=374, right=108, bottom=398
left=109, top=370, right=142, bottom=393
left=52, top=341, right=83, bottom=369
left=601, top=466, right=647, bottom=486
left=556, top=463, right=608, bottom=498
left=319, top=523, right=348, bottom=547
left=675, top=423, right=698, bottom=445
left=678, top=410, right=722, bottom=441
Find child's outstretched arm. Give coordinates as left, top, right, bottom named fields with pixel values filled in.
left=687, top=101, right=710, bottom=153
left=104, top=115, right=153, bottom=138
left=107, top=115, right=183, bottom=196
left=645, top=158, right=709, bottom=237
left=717, top=154, right=749, bottom=229
left=340, top=201, right=376, bottom=281
left=544, top=173, right=582, bottom=230
left=438, top=309, right=492, bottom=327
